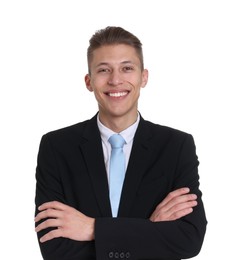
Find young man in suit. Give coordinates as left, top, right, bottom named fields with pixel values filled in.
left=35, top=26, right=207, bottom=260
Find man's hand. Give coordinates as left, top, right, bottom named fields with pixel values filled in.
left=35, top=201, right=95, bottom=243
left=150, top=187, right=197, bottom=222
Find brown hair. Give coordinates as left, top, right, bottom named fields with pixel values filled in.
left=87, top=26, right=144, bottom=74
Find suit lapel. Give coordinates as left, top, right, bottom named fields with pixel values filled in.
left=78, top=115, right=112, bottom=217
left=78, top=115, right=156, bottom=217
left=118, top=118, right=153, bottom=217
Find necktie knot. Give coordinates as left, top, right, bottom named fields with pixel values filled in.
left=108, top=134, right=125, bottom=149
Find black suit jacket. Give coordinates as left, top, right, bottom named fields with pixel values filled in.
left=35, top=114, right=207, bottom=260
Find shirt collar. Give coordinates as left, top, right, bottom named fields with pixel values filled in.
left=97, top=113, right=140, bottom=144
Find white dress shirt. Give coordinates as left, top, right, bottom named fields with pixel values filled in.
left=97, top=113, right=140, bottom=182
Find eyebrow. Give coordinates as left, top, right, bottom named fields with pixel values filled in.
left=95, top=60, right=135, bottom=68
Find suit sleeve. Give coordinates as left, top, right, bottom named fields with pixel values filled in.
left=94, top=134, right=207, bottom=260
left=35, top=134, right=96, bottom=260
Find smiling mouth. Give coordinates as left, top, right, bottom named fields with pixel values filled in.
left=106, top=91, right=129, bottom=97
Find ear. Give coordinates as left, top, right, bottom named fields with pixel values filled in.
left=85, top=74, right=94, bottom=92
left=141, top=69, right=148, bottom=88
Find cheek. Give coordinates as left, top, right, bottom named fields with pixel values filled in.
left=92, top=85, right=105, bottom=101
left=132, top=79, right=144, bottom=91
left=91, top=77, right=106, bottom=88
left=127, top=73, right=144, bottom=86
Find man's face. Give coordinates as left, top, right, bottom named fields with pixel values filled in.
left=85, top=44, right=148, bottom=122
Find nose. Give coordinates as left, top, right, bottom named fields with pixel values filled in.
left=107, top=70, right=123, bottom=86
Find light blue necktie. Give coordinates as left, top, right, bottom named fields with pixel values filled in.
left=108, top=134, right=126, bottom=217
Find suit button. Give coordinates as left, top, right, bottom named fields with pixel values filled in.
left=109, top=252, right=114, bottom=258
left=126, top=252, right=131, bottom=258
left=120, top=252, right=125, bottom=258
left=115, top=252, right=119, bottom=258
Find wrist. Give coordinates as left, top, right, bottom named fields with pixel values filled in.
left=88, top=217, right=95, bottom=240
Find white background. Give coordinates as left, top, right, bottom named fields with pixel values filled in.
left=0, top=0, right=238, bottom=259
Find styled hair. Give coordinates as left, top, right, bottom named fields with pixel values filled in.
left=87, top=26, right=144, bottom=74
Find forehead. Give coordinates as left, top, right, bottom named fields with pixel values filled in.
left=91, top=44, right=140, bottom=65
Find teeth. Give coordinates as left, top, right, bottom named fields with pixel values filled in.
left=109, top=92, right=128, bottom=97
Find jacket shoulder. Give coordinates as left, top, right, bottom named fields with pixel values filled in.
left=45, top=120, right=90, bottom=136
left=40, top=117, right=95, bottom=147
left=142, top=119, right=191, bottom=139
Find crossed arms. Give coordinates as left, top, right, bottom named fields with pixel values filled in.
left=35, top=187, right=197, bottom=243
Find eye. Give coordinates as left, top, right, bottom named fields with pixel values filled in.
left=123, top=66, right=134, bottom=72
left=98, top=68, right=110, bottom=73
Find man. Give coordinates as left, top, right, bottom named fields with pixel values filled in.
left=35, top=26, right=207, bottom=260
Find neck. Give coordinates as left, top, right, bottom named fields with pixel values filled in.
left=99, top=112, right=138, bottom=133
